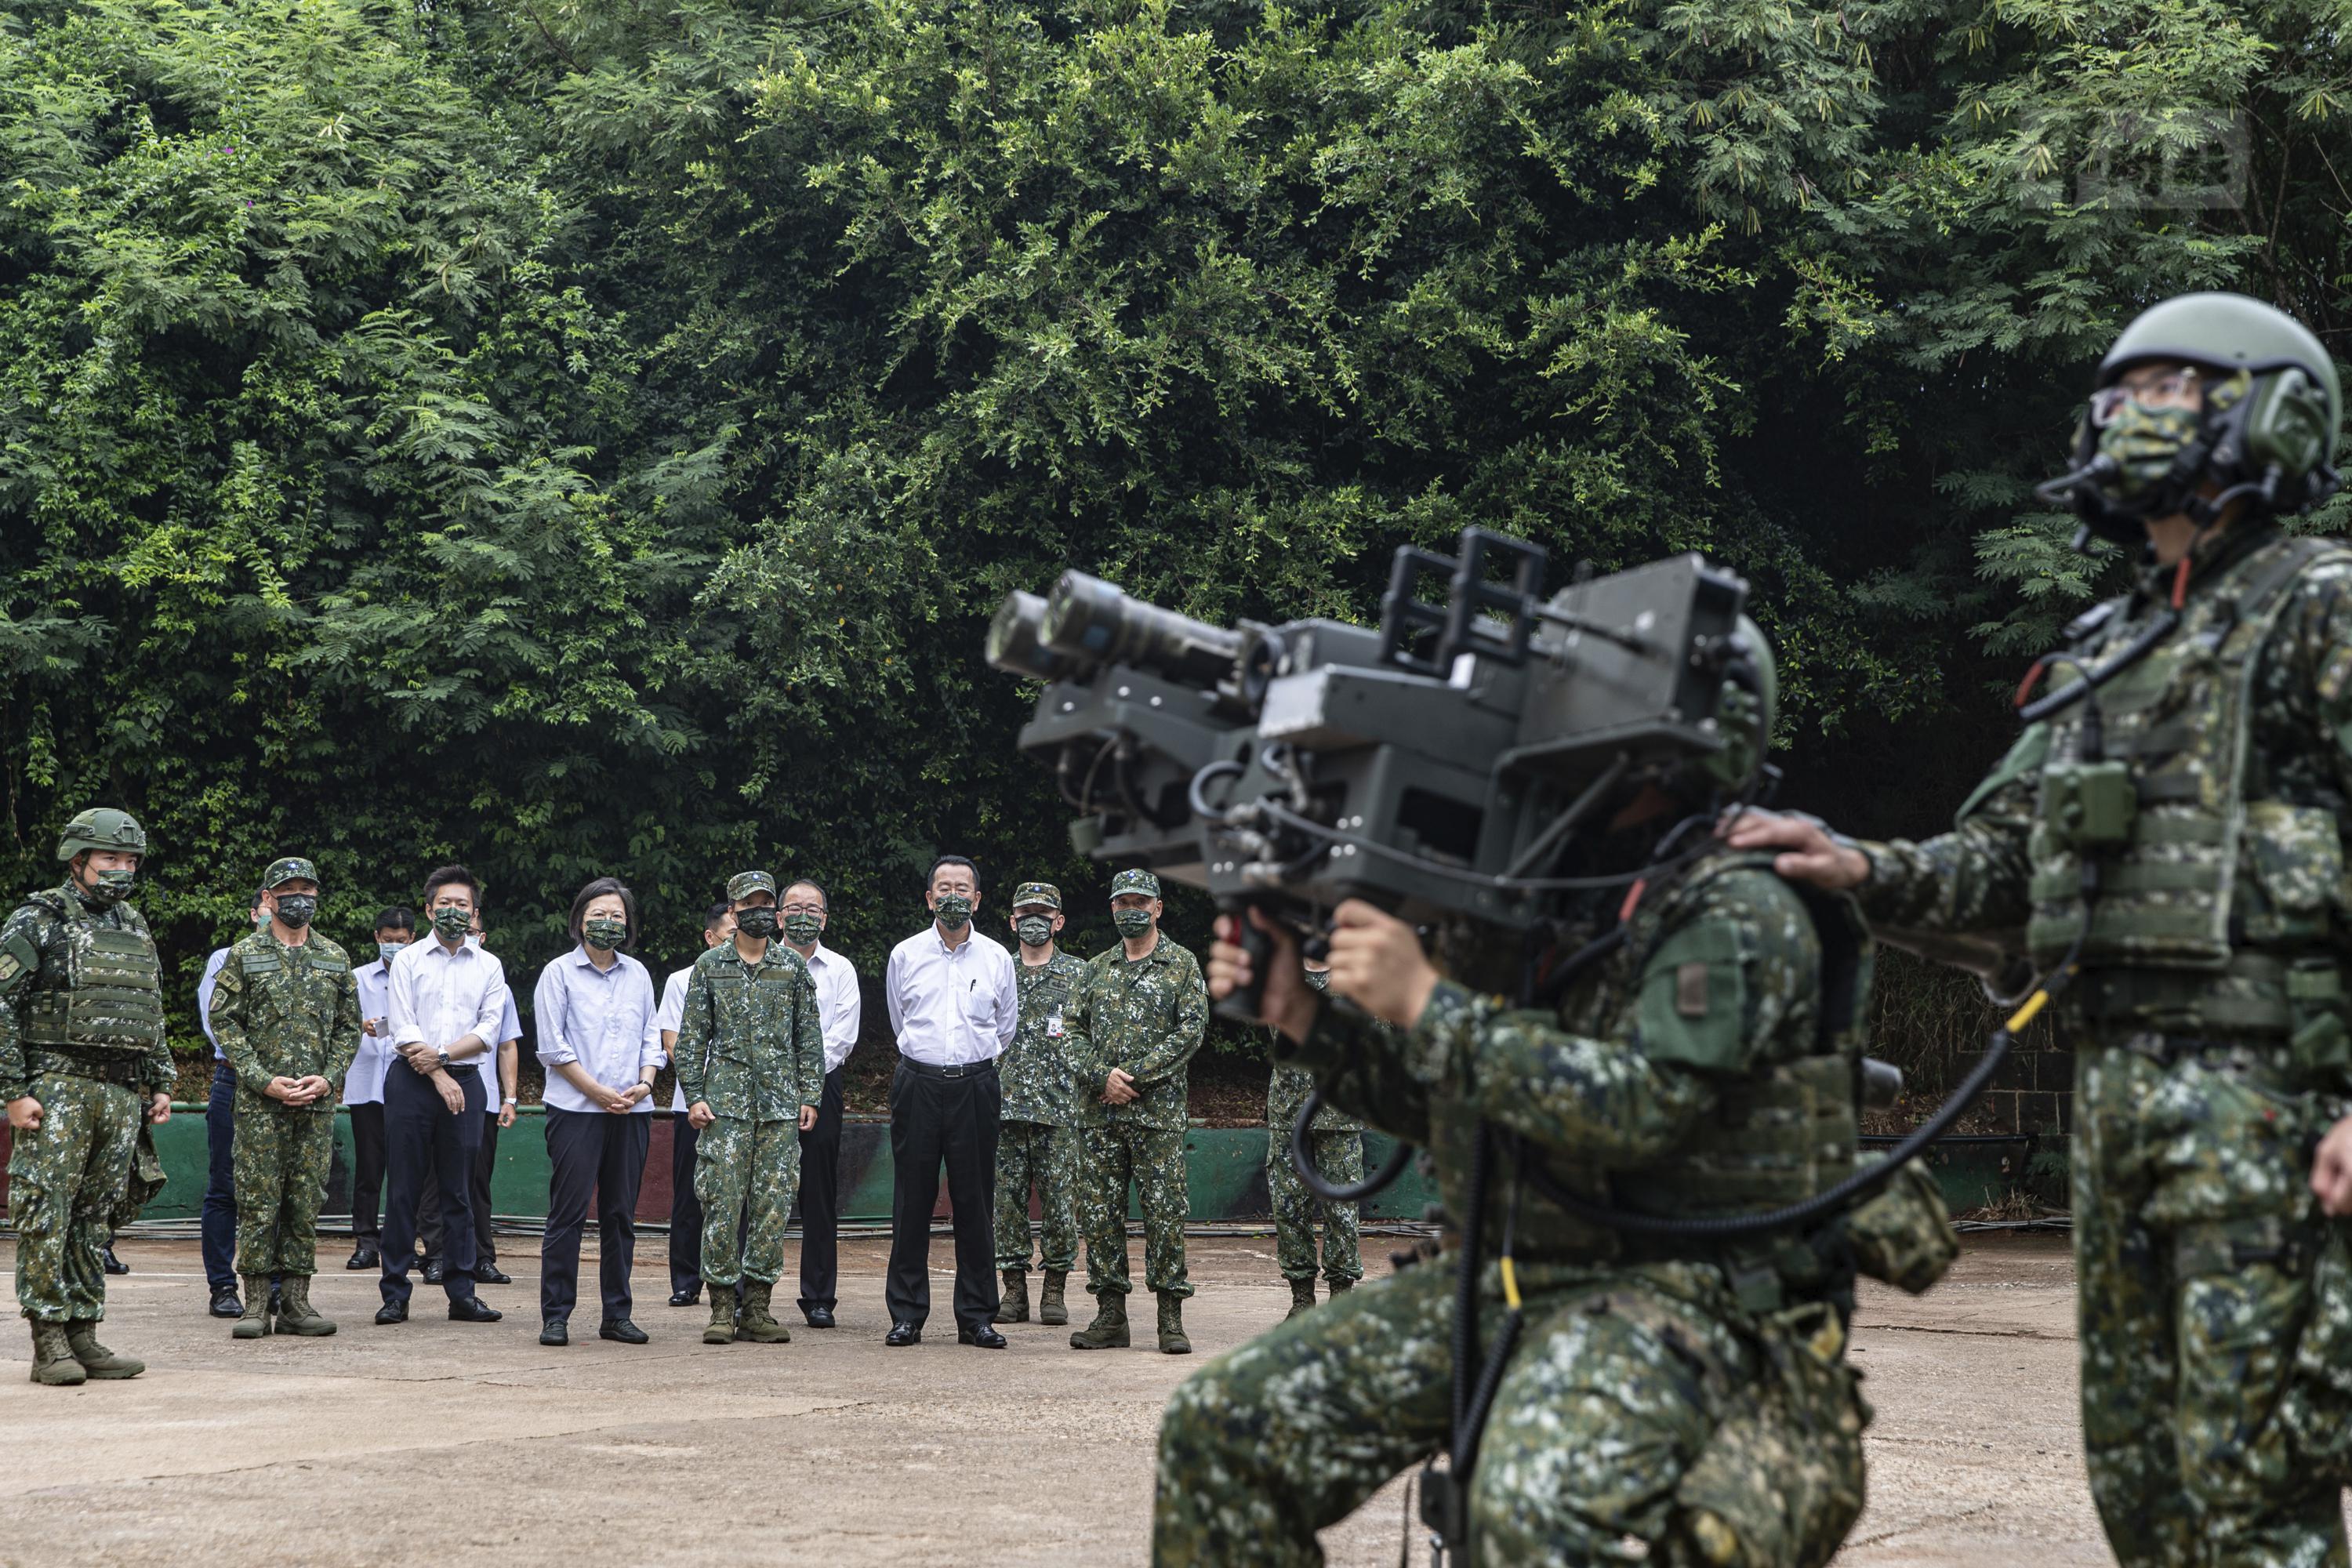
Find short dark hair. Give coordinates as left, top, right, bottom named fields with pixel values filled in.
left=422, top=864, right=480, bottom=908
left=704, top=902, right=734, bottom=933
left=783, top=878, right=829, bottom=909
left=569, top=877, right=637, bottom=947
left=374, top=906, right=415, bottom=935
left=927, top=855, right=978, bottom=888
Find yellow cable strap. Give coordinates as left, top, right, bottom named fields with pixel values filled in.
left=2005, top=989, right=2052, bottom=1034
left=1499, top=1254, right=1522, bottom=1311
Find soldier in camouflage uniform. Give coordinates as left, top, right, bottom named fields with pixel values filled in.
left=1733, top=292, right=2352, bottom=1567
left=1071, top=868, right=1207, bottom=1355
left=1266, top=961, right=1363, bottom=1320
left=206, top=857, right=362, bottom=1340
left=675, top=871, right=825, bottom=1347
left=1160, top=619, right=1951, bottom=1566
left=992, top=880, right=1088, bottom=1328
left=0, top=808, right=175, bottom=1385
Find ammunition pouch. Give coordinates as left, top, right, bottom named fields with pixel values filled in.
left=2038, top=759, right=2136, bottom=851
left=1844, top=1156, right=1959, bottom=1295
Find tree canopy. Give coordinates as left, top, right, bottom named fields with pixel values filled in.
left=3, top=0, right=2345, bottom=1058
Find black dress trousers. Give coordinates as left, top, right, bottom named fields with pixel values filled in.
left=884, top=1058, right=1001, bottom=1334
left=347, top=1100, right=387, bottom=1241
left=380, top=1063, right=486, bottom=1308
left=797, top=1065, right=846, bottom=1314
left=540, top=1108, right=652, bottom=1323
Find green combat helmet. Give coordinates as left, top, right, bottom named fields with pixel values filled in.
left=56, top=808, right=147, bottom=862
left=2042, top=291, right=2343, bottom=544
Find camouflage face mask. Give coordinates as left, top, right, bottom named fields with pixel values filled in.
left=934, top=893, right=973, bottom=931
left=735, top=906, right=779, bottom=939
left=84, top=867, right=136, bottom=906
left=782, top=912, right=822, bottom=946
left=430, top=906, right=473, bottom=942
left=583, top=916, right=626, bottom=951
left=1112, top=908, right=1155, bottom=939
left=2094, top=398, right=2203, bottom=509
left=273, top=894, right=317, bottom=930
left=1015, top=914, right=1054, bottom=948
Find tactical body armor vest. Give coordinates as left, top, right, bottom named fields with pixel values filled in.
left=2025, top=533, right=2352, bottom=1051
left=17, top=890, right=164, bottom=1058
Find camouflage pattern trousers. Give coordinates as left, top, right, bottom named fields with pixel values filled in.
left=1156, top=1256, right=1867, bottom=1566
left=694, top=1116, right=800, bottom=1289
left=1081, top=1121, right=1190, bottom=1299
left=1269, top=1128, right=1363, bottom=1284
left=2074, top=1043, right=2352, bottom=1568
left=231, top=1100, right=336, bottom=1277
left=9, top=1071, right=140, bottom=1323
left=995, top=1119, right=1077, bottom=1272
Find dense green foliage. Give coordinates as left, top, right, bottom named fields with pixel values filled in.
left=3, top=0, right=2346, bottom=1064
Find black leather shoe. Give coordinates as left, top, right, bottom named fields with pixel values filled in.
left=884, top=1321, right=922, bottom=1347
left=421, top=1261, right=445, bottom=1285
left=347, top=1243, right=380, bottom=1270
left=209, top=1287, right=243, bottom=1319
left=101, top=1244, right=129, bottom=1276
left=803, top=1306, right=836, bottom=1329
left=540, top=1319, right=568, bottom=1345
left=448, top=1298, right=503, bottom=1323
left=474, top=1265, right=512, bottom=1286
left=600, top=1319, right=649, bottom=1345
left=668, top=1287, right=699, bottom=1307
left=375, top=1302, right=408, bottom=1325
left=958, top=1325, right=1008, bottom=1349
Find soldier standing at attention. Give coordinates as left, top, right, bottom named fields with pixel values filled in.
left=207, top=857, right=361, bottom=1340
left=1070, top=869, right=1207, bottom=1356
left=0, top=808, right=173, bottom=1385
left=992, top=880, right=1088, bottom=1329
left=1267, top=959, right=1363, bottom=1320
left=1733, top=292, right=2352, bottom=1566
left=674, top=872, right=823, bottom=1347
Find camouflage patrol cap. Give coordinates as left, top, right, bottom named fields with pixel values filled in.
left=727, top=870, right=779, bottom=902
left=262, top=856, right=320, bottom=890
left=1012, top=881, right=1062, bottom=910
left=1109, top=869, right=1161, bottom=899
left=56, top=808, right=146, bottom=862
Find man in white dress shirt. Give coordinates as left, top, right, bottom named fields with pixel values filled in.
left=376, top=864, right=504, bottom=1325
left=660, top=903, right=736, bottom=1307
left=779, top=878, right=862, bottom=1329
left=881, top=855, right=1018, bottom=1348
left=342, top=906, right=413, bottom=1270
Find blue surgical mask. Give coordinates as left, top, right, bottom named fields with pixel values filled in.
left=379, top=941, right=408, bottom=965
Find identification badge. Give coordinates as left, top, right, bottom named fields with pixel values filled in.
left=1047, top=1007, right=1064, bottom=1038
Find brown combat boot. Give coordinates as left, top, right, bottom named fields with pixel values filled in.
left=736, top=1281, right=790, bottom=1343
left=29, top=1323, right=86, bottom=1386
left=64, top=1320, right=144, bottom=1378
left=1038, top=1269, right=1070, bottom=1327
left=1069, top=1290, right=1129, bottom=1349
left=702, top=1283, right=739, bottom=1345
left=993, top=1269, right=1029, bottom=1324
left=1284, top=1276, right=1317, bottom=1321
left=231, top=1273, right=274, bottom=1340
left=1156, top=1291, right=1191, bottom=1355
left=276, top=1276, right=336, bottom=1337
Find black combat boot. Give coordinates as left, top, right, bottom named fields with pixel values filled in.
left=1038, top=1269, right=1070, bottom=1327
left=1285, top=1276, right=1316, bottom=1321
left=1156, top=1291, right=1190, bottom=1355
left=1069, top=1290, right=1129, bottom=1350
left=993, top=1269, right=1029, bottom=1324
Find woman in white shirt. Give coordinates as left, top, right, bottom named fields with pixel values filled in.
left=533, top=878, right=663, bottom=1345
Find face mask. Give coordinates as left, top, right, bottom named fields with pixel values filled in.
left=378, top=941, right=408, bottom=966
left=273, top=895, right=317, bottom=930
left=735, top=906, right=779, bottom=939
left=782, top=912, right=822, bottom=946
left=1112, top=909, right=1155, bottom=940
left=583, top=916, right=626, bottom=951
left=934, top=894, right=972, bottom=931
left=431, top=906, right=473, bottom=942
left=82, top=868, right=136, bottom=906
left=1016, top=915, right=1054, bottom=948
left=1302, top=967, right=1330, bottom=993
left=2093, top=398, right=2203, bottom=510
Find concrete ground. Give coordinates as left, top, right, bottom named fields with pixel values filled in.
left=0, top=1229, right=2310, bottom=1564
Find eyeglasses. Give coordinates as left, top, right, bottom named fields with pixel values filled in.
left=2090, top=368, right=2201, bottom=426
left=780, top=902, right=824, bottom=916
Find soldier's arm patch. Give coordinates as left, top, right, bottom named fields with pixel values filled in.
left=1636, top=924, right=1747, bottom=1073
left=1675, top=961, right=1710, bottom=1018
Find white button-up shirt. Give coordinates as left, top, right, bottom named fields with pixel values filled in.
left=387, top=935, right=506, bottom=1069
left=533, top=946, right=662, bottom=1115
left=347, top=956, right=397, bottom=1105
left=197, top=946, right=230, bottom=1062
left=659, top=967, right=696, bottom=1115
left=885, top=926, right=1018, bottom=1066
left=804, top=942, right=864, bottom=1076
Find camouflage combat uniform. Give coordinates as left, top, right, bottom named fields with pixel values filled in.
left=1076, top=933, right=1207, bottom=1301
left=675, top=938, right=826, bottom=1292
left=208, top=930, right=361, bottom=1278
left=1853, top=522, right=2352, bottom=1566
left=997, top=950, right=1088, bottom=1275
left=0, top=882, right=172, bottom=1324
left=1265, top=1057, right=1363, bottom=1287
left=1156, top=852, right=1883, bottom=1566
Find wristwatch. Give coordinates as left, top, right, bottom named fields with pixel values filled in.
left=503, top=1096, right=519, bottom=1109
left=435, top=1047, right=451, bottom=1070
